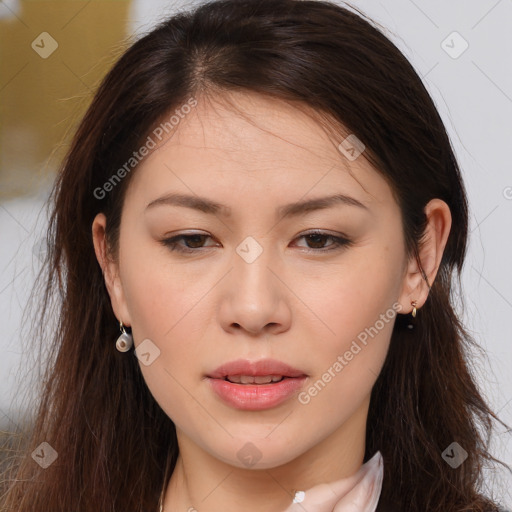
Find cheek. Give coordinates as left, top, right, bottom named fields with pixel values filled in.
left=116, top=237, right=206, bottom=389
left=301, top=243, right=404, bottom=347
left=293, top=246, right=403, bottom=403
left=123, top=264, right=212, bottom=431
left=124, top=263, right=210, bottom=370
left=119, top=223, right=209, bottom=341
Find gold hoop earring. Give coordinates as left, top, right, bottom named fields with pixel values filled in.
left=407, top=300, right=418, bottom=330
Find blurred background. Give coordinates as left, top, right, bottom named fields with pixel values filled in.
left=1, top=0, right=511, bottom=505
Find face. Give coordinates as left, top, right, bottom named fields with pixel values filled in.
left=97, top=91, right=412, bottom=471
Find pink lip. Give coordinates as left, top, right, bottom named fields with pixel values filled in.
left=205, top=358, right=308, bottom=411
left=207, top=358, right=306, bottom=379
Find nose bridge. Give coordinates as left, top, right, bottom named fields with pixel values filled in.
left=232, top=235, right=277, bottom=301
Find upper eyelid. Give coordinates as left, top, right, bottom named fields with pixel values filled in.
left=164, top=229, right=348, bottom=240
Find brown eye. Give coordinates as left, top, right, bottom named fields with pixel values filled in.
left=303, top=233, right=333, bottom=249
left=294, top=231, right=352, bottom=252
left=160, top=233, right=216, bottom=253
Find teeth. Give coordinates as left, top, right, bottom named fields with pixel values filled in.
left=226, top=375, right=284, bottom=384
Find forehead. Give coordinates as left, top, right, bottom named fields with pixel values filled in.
left=158, top=91, right=350, bottom=169
left=127, top=91, right=395, bottom=212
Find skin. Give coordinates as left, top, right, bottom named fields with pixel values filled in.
left=92, top=91, right=451, bottom=512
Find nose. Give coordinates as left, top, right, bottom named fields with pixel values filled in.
left=218, top=242, right=292, bottom=337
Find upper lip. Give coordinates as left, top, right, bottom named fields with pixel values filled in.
left=207, top=358, right=307, bottom=379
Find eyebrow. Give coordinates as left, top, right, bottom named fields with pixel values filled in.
left=145, top=192, right=369, bottom=217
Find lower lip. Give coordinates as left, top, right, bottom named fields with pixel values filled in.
left=207, top=377, right=307, bottom=410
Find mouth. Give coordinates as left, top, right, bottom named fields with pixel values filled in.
left=205, top=359, right=308, bottom=410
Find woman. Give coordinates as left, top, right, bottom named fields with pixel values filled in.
left=1, top=0, right=510, bottom=511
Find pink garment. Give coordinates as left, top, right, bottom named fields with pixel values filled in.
left=282, top=451, right=384, bottom=512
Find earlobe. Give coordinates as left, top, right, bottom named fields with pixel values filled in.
left=91, top=213, right=132, bottom=327
left=398, top=199, right=452, bottom=313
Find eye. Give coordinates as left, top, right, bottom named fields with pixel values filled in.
left=160, top=233, right=217, bottom=254
left=160, top=230, right=352, bottom=254
left=292, top=230, right=352, bottom=252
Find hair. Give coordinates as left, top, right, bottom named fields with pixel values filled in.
left=1, top=0, right=510, bottom=510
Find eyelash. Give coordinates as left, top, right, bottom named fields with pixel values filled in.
left=160, top=230, right=352, bottom=255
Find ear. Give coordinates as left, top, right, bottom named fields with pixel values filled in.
left=92, top=213, right=132, bottom=327
left=397, top=199, right=452, bottom=314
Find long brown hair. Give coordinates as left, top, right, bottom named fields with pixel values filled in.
left=1, top=1, right=510, bottom=510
